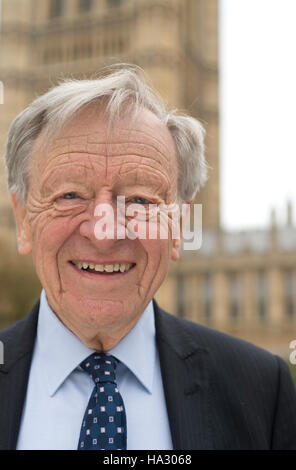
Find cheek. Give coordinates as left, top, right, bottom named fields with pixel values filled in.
left=31, top=215, right=75, bottom=260
left=140, top=239, right=172, bottom=270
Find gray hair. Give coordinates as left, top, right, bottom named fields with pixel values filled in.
left=4, top=64, right=208, bottom=204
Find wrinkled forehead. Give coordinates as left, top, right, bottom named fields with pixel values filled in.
left=32, top=105, right=177, bottom=176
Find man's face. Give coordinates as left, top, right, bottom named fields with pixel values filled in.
left=12, top=106, right=181, bottom=346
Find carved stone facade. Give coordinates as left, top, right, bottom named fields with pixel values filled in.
left=156, top=218, right=296, bottom=356
left=0, top=0, right=219, bottom=229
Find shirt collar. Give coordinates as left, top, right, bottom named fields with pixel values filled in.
left=108, top=300, right=156, bottom=395
left=37, top=290, right=156, bottom=397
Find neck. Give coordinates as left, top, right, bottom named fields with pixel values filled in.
left=53, top=310, right=142, bottom=352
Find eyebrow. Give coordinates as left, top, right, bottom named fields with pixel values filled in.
left=39, top=164, right=91, bottom=195
left=115, top=166, right=170, bottom=191
left=38, top=158, right=171, bottom=202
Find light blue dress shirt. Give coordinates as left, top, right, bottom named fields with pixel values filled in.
left=16, top=290, right=173, bottom=450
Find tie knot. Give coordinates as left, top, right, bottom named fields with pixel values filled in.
left=80, top=352, right=117, bottom=385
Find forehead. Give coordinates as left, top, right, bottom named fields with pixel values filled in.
left=32, top=106, right=177, bottom=179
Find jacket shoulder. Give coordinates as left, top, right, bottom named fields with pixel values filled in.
left=0, top=301, right=39, bottom=371
left=155, top=303, right=284, bottom=375
left=155, top=304, right=296, bottom=449
left=0, top=302, right=39, bottom=341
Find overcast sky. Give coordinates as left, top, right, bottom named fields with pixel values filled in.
left=220, top=0, right=296, bottom=230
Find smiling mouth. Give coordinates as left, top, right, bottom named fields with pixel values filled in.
left=70, top=261, right=136, bottom=274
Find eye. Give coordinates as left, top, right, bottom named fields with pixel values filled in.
left=130, top=197, right=150, bottom=204
left=62, top=192, right=78, bottom=199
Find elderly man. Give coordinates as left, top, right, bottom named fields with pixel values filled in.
left=0, top=65, right=296, bottom=451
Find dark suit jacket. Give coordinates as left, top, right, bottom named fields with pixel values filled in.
left=0, top=299, right=296, bottom=450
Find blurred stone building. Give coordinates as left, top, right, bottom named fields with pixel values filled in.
left=0, top=0, right=295, bottom=356
left=158, top=212, right=296, bottom=356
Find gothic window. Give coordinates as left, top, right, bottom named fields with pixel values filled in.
left=177, top=275, right=186, bottom=319
left=203, top=273, right=213, bottom=322
left=108, top=0, right=122, bottom=7
left=284, top=270, right=294, bottom=318
left=257, top=270, right=267, bottom=321
left=49, top=0, right=64, bottom=18
left=229, top=272, right=240, bottom=320
left=79, top=0, right=92, bottom=12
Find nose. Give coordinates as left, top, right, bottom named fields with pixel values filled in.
left=79, top=196, right=125, bottom=250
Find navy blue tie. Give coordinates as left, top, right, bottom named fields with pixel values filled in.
left=78, top=353, right=127, bottom=450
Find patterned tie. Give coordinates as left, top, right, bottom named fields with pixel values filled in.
left=78, top=352, right=127, bottom=450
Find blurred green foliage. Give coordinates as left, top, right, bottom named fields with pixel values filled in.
left=0, top=244, right=41, bottom=329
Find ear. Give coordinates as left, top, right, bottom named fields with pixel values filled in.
left=171, top=200, right=192, bottom=262
left=171, top=237, right=181, bottom=261
left=11, top=193, right=32, bottom=256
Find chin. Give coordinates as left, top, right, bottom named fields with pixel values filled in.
left=63, top=294, right=129, bottom=328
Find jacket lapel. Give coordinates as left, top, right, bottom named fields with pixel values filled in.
left=154, top=300, right=213, bottom=450
left=0, top=302, right=39, bottom=450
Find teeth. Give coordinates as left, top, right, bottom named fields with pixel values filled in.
left=95, top=265, right=104, bottom=272
left=105, top=265, right=113, bottom=273
left=73, top=261, right=133, bottom=273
